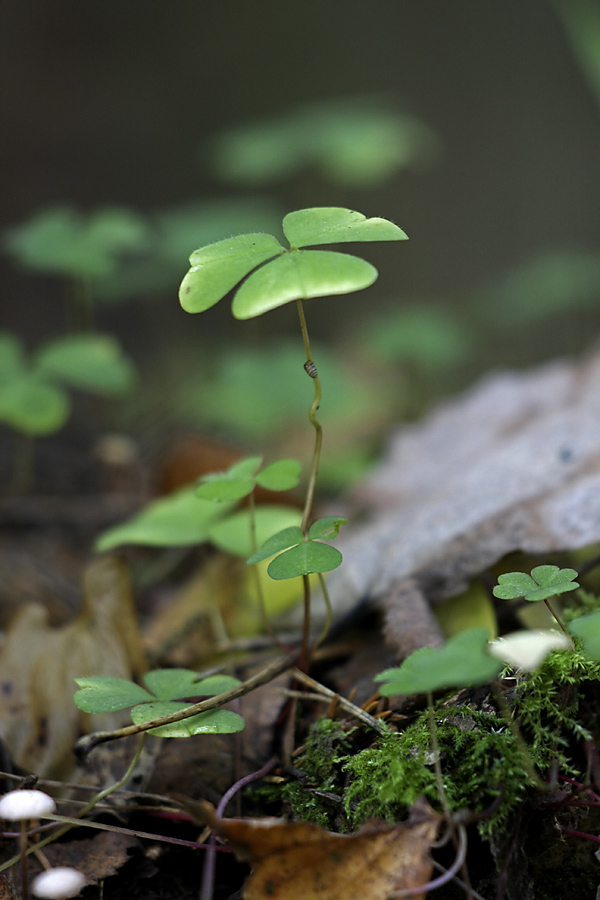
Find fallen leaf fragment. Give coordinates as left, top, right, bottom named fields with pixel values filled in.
left=198, top=800, right=440, bottom=900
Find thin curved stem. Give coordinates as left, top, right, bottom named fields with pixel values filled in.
left=201, top=758, right=277, bottom=900
left=312, top=573, right=333, bottom=650
left=295, top=299, right=323, bottom=536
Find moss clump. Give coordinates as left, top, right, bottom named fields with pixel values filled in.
left=343, top=705, right=532, bottom=840
left=510, top=648, right=600, bottom=773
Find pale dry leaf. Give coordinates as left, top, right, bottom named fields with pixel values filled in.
left=199, top=800, right=440, bottom=900
left=309, top=349, right=600, bottom=657
left=0, top=556, right=147, bottom=780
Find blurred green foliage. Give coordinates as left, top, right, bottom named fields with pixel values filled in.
left=209, top=97, right=438, bottom=188
left=0, top=332, right=135, bottom=436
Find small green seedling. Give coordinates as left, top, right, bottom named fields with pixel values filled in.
left=73, top=669, right=244, bottom=738
left=493, top=565, right=579, bottom=646
left=179, top=207, right=405, bottom=664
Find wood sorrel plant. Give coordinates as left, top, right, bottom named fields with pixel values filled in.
left=178, top=207, right=407, bottom=666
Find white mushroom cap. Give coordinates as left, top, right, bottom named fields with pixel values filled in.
left=31, top=868, right=86, bottom=899
left=0, top=790, right=56, bottom=821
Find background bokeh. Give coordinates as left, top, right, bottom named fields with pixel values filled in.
left=2, top=0, right=600, bottom=488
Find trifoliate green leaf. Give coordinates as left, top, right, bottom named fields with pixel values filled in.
left=493, top=566, right=579, bottom=602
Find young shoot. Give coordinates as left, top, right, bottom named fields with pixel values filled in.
left=492, top=564, right=579, bottom=646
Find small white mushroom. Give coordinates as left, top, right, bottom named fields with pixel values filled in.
left=0, top=790, right=56, bottom=821
left=31, top=868, right=87, bottom=899
left=0, top=790, right=58, bottom=899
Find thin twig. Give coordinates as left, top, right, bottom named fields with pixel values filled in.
left=291, top=669, right=387, bottom=734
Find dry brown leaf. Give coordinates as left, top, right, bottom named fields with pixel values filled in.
left=199, top=800, right=440, bottom=900
left=313, top=349, right=600, bottom=656
left=0, top=556, right=147, bottom=780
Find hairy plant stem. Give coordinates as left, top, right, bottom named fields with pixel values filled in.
left=543, top=597, right=575, bottom=648
left=295, top=299, right=323, bottom=536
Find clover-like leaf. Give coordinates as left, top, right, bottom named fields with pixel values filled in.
left=246, top=526, right=305, bottom=566
left=196, top=455, right=301, bottom=502
left=179, top=207, right=407, bottom=320
left=493, top=566, right=579, bottom=603
left=374, top=628, right=502, bottom=696
left=74, top=669, right=244, bottom=738
left=569, top=610, right=600, bottom=661
left=246, top=516, right=346, bottom=580
left=4, top=206, right=149, bottom=279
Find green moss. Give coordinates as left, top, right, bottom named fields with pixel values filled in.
left=343, top=705, right=532, bottom=840
left=511, top=648, right=600, bottom=773
left=256, top=645, right=600, bottom=853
